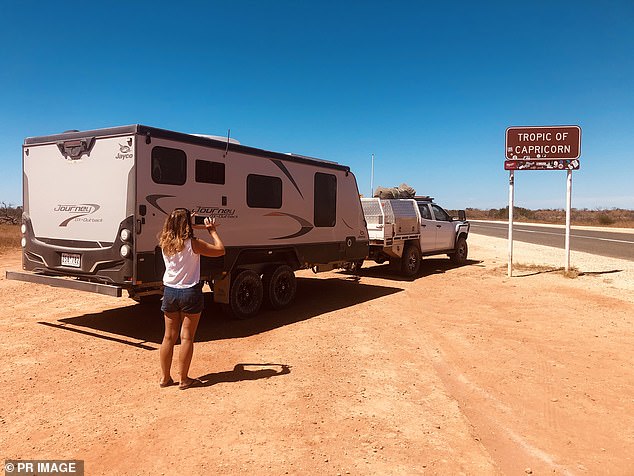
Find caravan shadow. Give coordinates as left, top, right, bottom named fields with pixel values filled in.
left=54, top=276, right=403, bottom=347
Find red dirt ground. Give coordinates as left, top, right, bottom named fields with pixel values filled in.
left=1, top=235, right=633, bottom=475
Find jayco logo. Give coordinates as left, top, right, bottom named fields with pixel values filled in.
left=115, top=142, right=133, bottom=160
left=55, top=203, right=101, bottom=227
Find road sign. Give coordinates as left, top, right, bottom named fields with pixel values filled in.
left=506, top=125, right=581, bottom=160
left=504, top=125, right=581, bottom=276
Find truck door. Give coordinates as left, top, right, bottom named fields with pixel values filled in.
left=430, top=204, right=455, bottom=250
left=417, top=203, right=436, bottom=252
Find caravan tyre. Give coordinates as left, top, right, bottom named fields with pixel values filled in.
left=263, top=265, right=297, bottom=310
left=228, top=270, right=263, bottom=319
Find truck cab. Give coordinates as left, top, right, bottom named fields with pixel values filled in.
left=416, top=197, right=465, bottom=253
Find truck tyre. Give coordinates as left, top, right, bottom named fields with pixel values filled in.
left=450, top=236, right=468, bottom=265
left=226, top=269, right=263, bottom=319
left=263, top=265, right=297, bottom=310
left=401, top=244, right=421, bottom=277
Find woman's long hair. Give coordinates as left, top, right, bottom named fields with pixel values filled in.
left=159, top=208, right=194, bottom=256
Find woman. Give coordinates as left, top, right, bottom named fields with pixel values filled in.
left=158, top=208, right=225, bottom=390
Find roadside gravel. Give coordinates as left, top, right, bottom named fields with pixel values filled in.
left=468, top=231, right=634, bottom=298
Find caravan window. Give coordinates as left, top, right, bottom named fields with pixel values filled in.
left=196, top=160, right=225, bottom=184
left=152, top=147, right=187, bottom=185
left=247, top=174, right=282, bottom=208
left=314, top=173, right=337, bottom=227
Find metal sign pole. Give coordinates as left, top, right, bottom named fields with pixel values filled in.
left=508, top=170, right=514, bottom=277
left=370, top=153, right=375, bottom=197
left=565, top=170, right=572, bottom=272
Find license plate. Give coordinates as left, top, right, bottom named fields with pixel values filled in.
left=61, top=252, right=81, bottom=268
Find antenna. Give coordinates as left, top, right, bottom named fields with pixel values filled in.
left=224, top=128, right=231, bottom=158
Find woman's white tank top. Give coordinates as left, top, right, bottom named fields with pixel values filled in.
left=162, top=239, right=200, bottom=288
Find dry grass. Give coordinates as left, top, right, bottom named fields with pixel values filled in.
left=0, top=224, right=20, bottom=252
left=508, top=263, right=580, bottom=279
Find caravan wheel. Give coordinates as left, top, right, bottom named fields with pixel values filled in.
left=227, top=270, right=263, bottom=319
left=263, top=265, right=297, bottom=309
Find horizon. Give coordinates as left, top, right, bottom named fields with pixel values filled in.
left=1, top=1, right=632, bottom=210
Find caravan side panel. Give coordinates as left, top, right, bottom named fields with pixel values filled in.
left=134, top=134, right=368, bottom=280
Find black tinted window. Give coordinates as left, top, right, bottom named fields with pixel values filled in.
left=152, top=147, right=186, bottom=185
left=196, top=159, right=225, bottom=184
left=314, top=173, right=337, bottom=227
left=247, top=174, right=282, bottom=208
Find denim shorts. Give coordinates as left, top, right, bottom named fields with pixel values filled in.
left=161, top=282, right=204, bottom=314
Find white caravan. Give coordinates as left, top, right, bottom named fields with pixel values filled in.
left=8, top=125, right=369, bottom=318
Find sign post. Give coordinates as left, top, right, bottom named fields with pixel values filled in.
left=508, top=170, right=514, bottom=277
left=565, top=170, right=572, bottom=272
left=504, top=125, right=581, bottom=275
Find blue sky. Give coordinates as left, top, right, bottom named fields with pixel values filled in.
left=1, top=1, right=632, bottom=210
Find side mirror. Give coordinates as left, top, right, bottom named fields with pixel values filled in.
left=458, top=210, right=466, bottom=221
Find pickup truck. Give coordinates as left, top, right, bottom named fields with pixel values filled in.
left=359, top=196, right=470, bottom=276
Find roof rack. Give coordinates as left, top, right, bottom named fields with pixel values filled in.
left=414, top=195, right=434, bottom=201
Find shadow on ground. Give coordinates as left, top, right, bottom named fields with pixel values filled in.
left=351, top=258, right=482, bottom=281
left=511, top=266, right=624, bottom=278
left=46, top=276, right=403, bottom=348
left=196, top=363, right=291, bottom=388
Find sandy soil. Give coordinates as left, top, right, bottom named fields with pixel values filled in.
left=1, top=233, right=633, bottom=475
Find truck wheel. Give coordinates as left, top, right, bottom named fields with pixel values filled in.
left=227, top=270, right=263, bottom=319
left=450, top=236, right=468, bottom=265
left=263, top=265, right=297, bottom=310
left=401, top=244, right=421, bottom=277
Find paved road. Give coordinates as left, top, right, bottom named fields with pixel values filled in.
left=470, top=221, right=634, bottom=261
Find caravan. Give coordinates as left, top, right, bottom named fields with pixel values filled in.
left=8, top=125, right=368, bottom=318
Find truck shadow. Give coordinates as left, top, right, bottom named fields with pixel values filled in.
left=51, top=276, right=403, bottom=347
left=352, top=258, right=481, bottom=281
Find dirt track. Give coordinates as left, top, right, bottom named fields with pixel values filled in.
left=1, top=233, right=633, bottom=475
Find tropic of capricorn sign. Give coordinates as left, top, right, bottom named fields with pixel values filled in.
left=504, top=125, right=582, bottom=277
left=505, top=125, right=581, bottom=170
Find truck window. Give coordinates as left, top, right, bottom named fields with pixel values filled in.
left=418, top=204, right=432, bottom=220
left=152, top=146, right=186, bottom=185
left=431, top=204, right=451, bottom=221
left=314, top=172, right=336, bottom=227
left=247, top=174, right=282, bottom=208
left=195, top=159, right=225, bottom=184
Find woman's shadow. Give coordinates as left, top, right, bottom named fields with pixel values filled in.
left=196, top=363, right=291, bottom=387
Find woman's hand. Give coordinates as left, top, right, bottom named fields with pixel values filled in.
left=204, top=217, right=219, bottom=232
